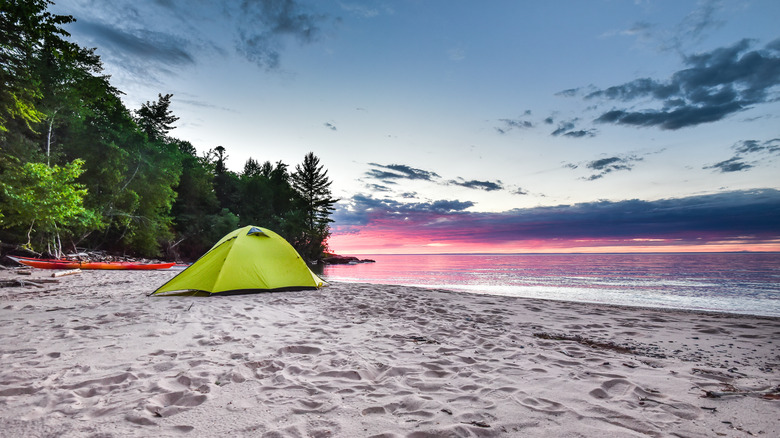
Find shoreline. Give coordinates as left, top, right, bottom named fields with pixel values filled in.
left=321, top=252, right=780, bottom=320
left=327, top=279, right=780, bottom=320
left=1, top=269, right=778, bottom=437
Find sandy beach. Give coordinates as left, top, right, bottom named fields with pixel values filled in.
left=0, top=268, right=778, bottom=437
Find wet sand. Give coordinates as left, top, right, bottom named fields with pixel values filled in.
left=0, top=268, right=778, bottom=437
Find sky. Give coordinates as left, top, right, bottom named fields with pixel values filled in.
left=50, top=0, right=780, bottom=254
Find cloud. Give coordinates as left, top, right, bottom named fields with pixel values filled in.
left=555, top=88, right=580, bottom=97
left=704, top=157, right=752, bottom=173
left=334, top=194, right=474, bottom=226
left=605, top=1, right=724, bottom=52
left=600, top=21, right=656, bottom=45
left=587, top=39, right=780, bottom=130
left=586, top=156, right=642, bottom=180
left=339, top=2, right=392, bottom=18
left=365, top=163, right=441, bottom=182
left=54, top=0, right=330, bottom=84
left=332, top=189, right=780, bottom=246
left=587, top=156, right=632, bottom=170
left=176, top=98, right=238, bottom=113
left=564, top=130, right=597, bottom=138
left=363, top=163, right=530, bottom=199
left=734, top=138, right=780, bottom=155
left=365, top=183, right=392, bottom=192
left=235, top=0, right=326, bottom=69
left=667, top=0, right=724, bottom=50
left=495, top=112, right=534, bottom=134
left=564, top=154, right=643, bottom=180
left=550, top=118, right=596, bottom=138
left=448, top=179, right=503, bottom=191
left=620, top=21, right=654, bottom=38
left=70, top=19, right=195, bottom=79
left=365, top=163, right=515, bottom=195
left=704, top=138, right=780, bottom=172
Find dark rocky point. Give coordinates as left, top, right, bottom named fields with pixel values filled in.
left=322, top=255, right=376, bottom=265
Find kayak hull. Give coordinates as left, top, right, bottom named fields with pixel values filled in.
left=7, top=256, right=175, bottom=270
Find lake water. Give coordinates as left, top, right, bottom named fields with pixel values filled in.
left=321, top=253, right=780, bottom=317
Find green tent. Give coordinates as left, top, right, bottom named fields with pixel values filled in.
left=152, top=226, right=325, bottom=296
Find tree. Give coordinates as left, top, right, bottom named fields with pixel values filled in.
left=134, top=93, right=178, bottom=141
left=209, top=145, right=240, bottom=212
left=291, top=152, right=337, bottom=230
left=243, top=157, right=262, bottom=177
left=0, top=0, right=73, bottom=132
left=236, top=159, right=300, bottom=233
left=168, top=139, right=221, bottom=259
left=290, top=152, right=337, bottom=260
left=35, top=40, right=105, bottom=165
left=0, top=157, right=99, bottom=255
left=55, top=85, right=184, bottom=257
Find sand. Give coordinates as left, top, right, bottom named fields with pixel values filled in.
left=0, top=268, right=778, bottom=437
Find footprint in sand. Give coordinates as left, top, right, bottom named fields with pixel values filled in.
left=515, top=397, right=568, bottom=415
left=279, top=345, right=322, bottom=355
left=144, top=390, right=208, bottom=417
left=362, top=406, right=387, bottom=415
left=588, top=378, right=634, bottom=400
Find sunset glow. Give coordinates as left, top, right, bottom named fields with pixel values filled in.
left=328, top=233, right=780, bottom=255
left=329, top=190, right=780, bottom=254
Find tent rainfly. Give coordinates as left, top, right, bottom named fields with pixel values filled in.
left=151, top=226, right=325, bottom=296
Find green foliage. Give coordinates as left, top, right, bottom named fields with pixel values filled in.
left=237, top=160, right=294, bottom=227
left=119, top=138, right=181, bottom=256
left=291, top=152, right=338, bottom=261
left=59, top=85, right=182, bottom=257
left=0, top=0, right=74, bottom=132
left=0, top=158, right=99, bottom=252
left=207, top=146, right=241, bottom=213
left=168, top=140, right=221, bottom=259
left=134, top=93, right=179, bottom=141
left=1, top=93, right=43, bottom=132
left=292, top=152, right=337, bottom=228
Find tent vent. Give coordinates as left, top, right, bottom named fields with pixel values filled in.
left=247, top=227, right=266, bottom=236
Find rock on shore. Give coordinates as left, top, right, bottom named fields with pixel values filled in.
left=321, top=254, right=376, bottom=265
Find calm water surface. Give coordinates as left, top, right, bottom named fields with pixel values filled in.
left=322, top=253, right=780, bottom=317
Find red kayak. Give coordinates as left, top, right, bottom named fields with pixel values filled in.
left=7, top=255, right=175, bottom=270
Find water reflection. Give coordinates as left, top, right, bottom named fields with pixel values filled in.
left=322, top=253, right=780, bottom=316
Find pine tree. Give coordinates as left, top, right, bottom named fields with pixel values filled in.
left=134, top=93, right=178, bottom=141
left=291, top=152, right=337, bottom=260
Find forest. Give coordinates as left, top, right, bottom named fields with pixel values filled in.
left=0, top=0, right=337, bottom=262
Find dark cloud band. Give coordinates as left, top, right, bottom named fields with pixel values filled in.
left=333, top=189, right=780, bottom=244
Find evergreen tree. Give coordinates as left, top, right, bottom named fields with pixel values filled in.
left=243, top=157, right=262, bottom=177
left=290, top=152, right=337, bottom=260
left=134, top=93, right=178, bottom=141
left=210, top=145, right=240, bottom=212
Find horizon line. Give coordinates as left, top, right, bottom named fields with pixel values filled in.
left=332, top=250, right=780, bottom=256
